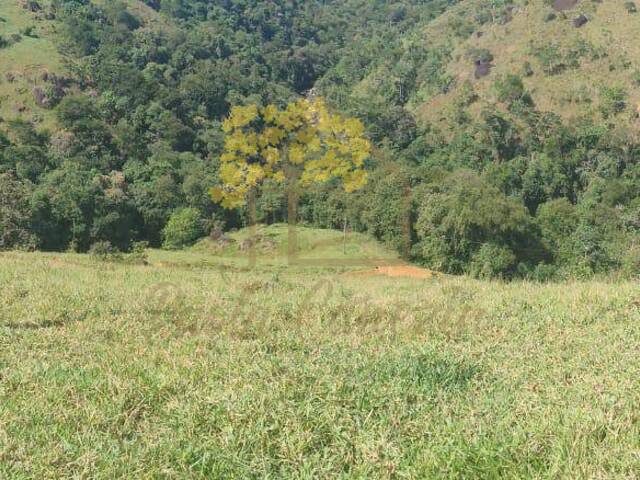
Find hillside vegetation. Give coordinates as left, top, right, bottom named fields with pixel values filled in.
left=2, top=250, right=640, bottom=477
left=0, top=0, right=65, bottom=129
left=412, top=0, right=640, bottom=127
left=2, top=0, right=640, bottom=279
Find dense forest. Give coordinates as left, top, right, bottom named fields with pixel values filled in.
left=2, top=0, right=640, bottom=279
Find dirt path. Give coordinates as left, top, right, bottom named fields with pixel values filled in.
left=350, top=265, right=441, bottom=279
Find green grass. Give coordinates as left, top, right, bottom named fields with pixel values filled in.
left=1, top=235, right=640, bottom=477
left=179, top=223, right=400, bottom=266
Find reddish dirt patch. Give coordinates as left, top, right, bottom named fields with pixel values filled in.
left=48, top=257, right=64, bottom=267
left=553, top=0, right=578, bottom=12
left=351, top=265, right=441, bottom=279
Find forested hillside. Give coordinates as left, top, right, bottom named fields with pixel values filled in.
left=2, top=0, right=640, bottom=279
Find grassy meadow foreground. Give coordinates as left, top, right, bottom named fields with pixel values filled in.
left=1, top=235, right=640, bottom=477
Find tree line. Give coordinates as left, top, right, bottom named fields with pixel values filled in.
left=2, top=0, right=640, bottom=279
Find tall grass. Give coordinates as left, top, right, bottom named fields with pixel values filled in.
left=1, top=251, right=639, bottom=477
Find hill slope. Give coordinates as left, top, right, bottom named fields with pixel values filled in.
left=0, top=1, right=65, bottom=129
left=2, top=1, right=639, bottom=130
left=413, top=0, right=640, bottom=128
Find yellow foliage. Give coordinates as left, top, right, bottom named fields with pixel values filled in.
left=212, top=98, right=371, bottom=208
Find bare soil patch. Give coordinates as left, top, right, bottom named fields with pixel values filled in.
left=351, top=265, right=441, bottom=279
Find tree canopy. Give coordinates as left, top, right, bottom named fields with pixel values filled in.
left=1, top=0, right=640, bottom=278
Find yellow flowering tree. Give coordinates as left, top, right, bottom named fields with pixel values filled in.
left=209, top=98, right=371, bottom=209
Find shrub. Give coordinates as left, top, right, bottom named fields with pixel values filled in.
left=467, top=47, right=494, bottom=64
left=599, top=86, right=628, bottom=118
left=527, top=263, right=559, bottom=282
left=21, top=26, right=37, bottom=38
left=89, top=241, right=120, bottom=260
left=469, top=243, right=517, bottom=279
left=162, top=208, right=204, bottom=249
left=493, top=74, right=533, bottom=108
left=127, top=241, right=149, bottom=265
left=116, top=10, right=141, bottom=30
left=90, top=240, right=148, bottom=264
left=533, top=44, right=565, bottom=75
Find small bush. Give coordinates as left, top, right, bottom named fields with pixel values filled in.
left=494, top=74, right=533, bottom=108
left=127, top=241, right=149, bottom=265
left=469, top=243, right=517, bottom=279
left=467, top=47, right=494, bottom=64
left=624, top=1, right=637, bottom=13
left=90, top=240, right=149, bottom=264
left=21, top=26, right=37, bottom=38
left=527, top=263, right=559, bottom=282
left=533, top=44, right=565, bottom=75
left=90, top=241, right=120, bottom=260
left=163, top=208, right=204, bottom=250
left=599, top=85, right=628, bottom=118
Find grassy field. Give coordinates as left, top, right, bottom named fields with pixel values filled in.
left=1, top=229, right=640, bottom=477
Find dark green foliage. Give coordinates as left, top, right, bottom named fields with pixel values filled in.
left=90, top=239, right=149, bottom=263
left=413, top=171, right=541, bottom=276
left=21, top=26, right=37, bottom=38
left=536, top=199, right=579, bottom=265
left=532, top=44, right=566, bottom=75
left=532, top=40, right=604, bottom=76
left=0, top=173, right=36, bottom=250
left=89, top=240, right=118, bottom=259
left=361, top=164, right=415, bottom=255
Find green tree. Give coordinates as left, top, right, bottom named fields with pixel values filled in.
left=0, top=173, right=35, bottom=250
left=414, top=170, right=538, bottom=276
